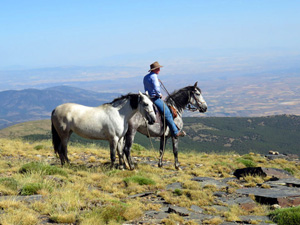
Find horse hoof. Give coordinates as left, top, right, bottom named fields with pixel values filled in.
left=129, top=164, right=135, bottom=170
left=175, top=164, right=181, bottom=170
left=158, top=162, right=163, bottom=168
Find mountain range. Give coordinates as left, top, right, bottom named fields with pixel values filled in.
left=1, top=77, right=300, bottom=129
left=0, top=86, right=119, bottom=129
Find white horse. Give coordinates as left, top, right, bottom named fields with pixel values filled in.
left=51, top=91, right=156, bottom=169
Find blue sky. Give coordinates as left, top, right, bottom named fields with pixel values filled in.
left=0, top=0, right=300, bottom=69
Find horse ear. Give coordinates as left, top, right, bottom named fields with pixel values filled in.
left=145, top=91, right=149, bottom=97
left=138, top=91, right=143, bottom=102
left=194, top=82, right=198, bottom=87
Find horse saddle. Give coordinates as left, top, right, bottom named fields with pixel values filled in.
left=153, top=104, right=178, bottom=125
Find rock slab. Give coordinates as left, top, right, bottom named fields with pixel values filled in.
left=233, top=167, right=293, bottom=180
left=236, top=186, right=300, bottom=207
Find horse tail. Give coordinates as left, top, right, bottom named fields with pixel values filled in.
left=51, top=110, right=61, bottom=156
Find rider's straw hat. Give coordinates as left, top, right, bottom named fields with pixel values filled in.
left=149, top=61, right=163, bottom=72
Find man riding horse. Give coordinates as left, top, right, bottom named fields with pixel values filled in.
left=143, top=61, right=186, bottom=138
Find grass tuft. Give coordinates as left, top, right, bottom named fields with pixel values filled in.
left=203, top=217, right=223, bottom=224
left=20, top=183, right=43, bottom=195
left=269, top=206, right=300, bottom=225
left=0, top=177, right=18, bottom=191
left=284, top=167, right=295, bottom=175
left=34, top=145, right=44, bottom=150
left=174, top=188, right=183, bottom=196
left=50, top=213, right=77, bottom=224
left=236, top=158, right=257, bottom=167
left=100, top=202, right=127, bottom=223
left=19, top=162, right=68, bottom=177
left=124, top=175, right=156, bottom=185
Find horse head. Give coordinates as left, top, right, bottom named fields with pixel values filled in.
left=188, top=82, right=208, bottom=113
left=138, top=91, right=156, bottom=125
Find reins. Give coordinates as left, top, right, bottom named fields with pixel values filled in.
left=159, top=79, right=178, bottom=108
left=158, top=80, right=171, bottom=164
left=144, top=79, right=170, bottom=163
left=159, top=79, right=172, bottom=99
left=144, top=117, right=155, bottom=151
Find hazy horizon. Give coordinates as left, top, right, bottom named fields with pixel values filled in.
left=0, top=1, right=299, bottom=117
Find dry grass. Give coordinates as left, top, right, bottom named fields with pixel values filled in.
left=0, top=200, right=39, bottom=225
left=243, top=175, right=265, bottom=187
left=203, top=217, right=223, bottom=224
left=0, top=138, right=298, bottom=224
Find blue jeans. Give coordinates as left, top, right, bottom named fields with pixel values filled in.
left=152, top=98, right=179, bottom=137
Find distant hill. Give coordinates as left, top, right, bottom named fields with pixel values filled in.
left=0, top=86, right=120, bottom=129
left=181, top=115, right=300, bottom=156
left=1, top=115, right=299, bottom=156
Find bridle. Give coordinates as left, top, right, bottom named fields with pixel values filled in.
left=159, top=79, right=205, bottom=113
left=187, top=90, right=205, bottom=112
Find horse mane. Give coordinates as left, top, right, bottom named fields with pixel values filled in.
left=165, top=85, right=201, bottom=111
left=108, top=93, right=139, bottom=109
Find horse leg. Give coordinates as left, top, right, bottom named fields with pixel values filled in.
left=109, top=138, right=118, bottom=169
left=52, top=120, right=66, bottom=165
left=57, top=142, right=65, bottom=165
left=52, top=127, right=70, bottom=165
left=158, top=136, right=168, bottom=168
left=61, top=131, right=72, bottom=165
left=117, top=137, right=125, bottom=170
left=172, top=137, right=180, bottom=170
left=123, top=127, right=137, bottom=170
left=60, top=141, right=69, bottom=165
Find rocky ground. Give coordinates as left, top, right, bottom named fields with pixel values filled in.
left=125, top=156, right=300, bottom=224
left=0, top=147, right=299, bottom=225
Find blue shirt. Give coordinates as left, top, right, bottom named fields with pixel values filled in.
left=143, top=72, right=161, bottom=98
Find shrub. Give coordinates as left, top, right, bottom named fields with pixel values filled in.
left=124, top=175, right=155, bottom=185
left=100, top=204, right=127, bottom=223
left=50, top=213, right=77, bottom=224
left=236, top=158, right=257, bottom=167
left=242, top=154, right=254, bottom=161
left=284, top=167, right=294, bottom=175
left=131, top=143, right=146, bottom=154
left=269, top=206, right=300, bottom=225
left=34, top=145, right=44, bottom=150
left=0, top=177, right=18, bottom=191
left=82, top=201, right=129, bottom=224
left=19, top=162, right=67, bottom=177
left=20, top=183, right=43, bottom=195
left=174, top=188, right=183, bottom=196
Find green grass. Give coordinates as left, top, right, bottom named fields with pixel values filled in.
left=0, top=177, right=18, bottom=191
left=124, top=175, right=156, bottom=186
left=236, top=158, right=257, bottom=167
left=20, top=183, right=43, bottom=195
left=33, top=145, right=44, bottom=150
left=284, top=167, right=295, bottom=175
left=174, top=188, right=183, bottom=196
left=99, top=203, right=127, bottom=223
left=269, top=206, right=300, bottom=225
left=19, top=162, right=68, bottom=177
